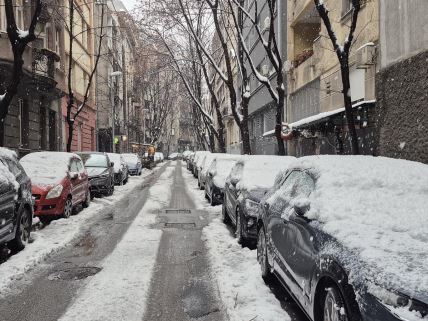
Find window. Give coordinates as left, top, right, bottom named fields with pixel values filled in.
left=19, top=99, right=29, bottom=148
left=15, top=0, right=24, bottom=29
left=0, top=0, right=7, bottom=31
left=76, top=159, right=85, bottom=173
left=55, top=28, right=60, bottom=54
left=39, top=106, right=47, bottom=150
left=70, top=159, right=79, bottom=173
left=342, top=0, right=353, bottom=16
left=49, top=110, right=57, bottom=151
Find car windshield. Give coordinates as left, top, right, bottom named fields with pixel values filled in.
left=80, top=154, right=108, bottom=168
left=123, top=154, right=138, bottom=163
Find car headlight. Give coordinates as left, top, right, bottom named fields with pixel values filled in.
left=245, top=199, right=260, bottom=217
left=46, top=184, right=64, bottom=199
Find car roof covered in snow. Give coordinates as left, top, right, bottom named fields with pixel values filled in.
left=286, top=155, right=428, bottom=301
left=20, top=152, right=76, bottom=186
left=210, top=155, right=242, bottom=188
left=231, top=155, right=296, bottom=191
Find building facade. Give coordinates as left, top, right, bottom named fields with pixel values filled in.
left=375, top=0, right=428, bottom=164
left=0, top=0, right=64, bottom=156
left=240, top=0, right=287, bottom=155
left=286, top=0, right=378, bottom=156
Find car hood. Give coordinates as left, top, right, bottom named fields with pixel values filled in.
left=30, top=176, right=65, bottom=189
left=86, top=167, right=109, bottom=177
left=126, top=162, right=138, bottom=168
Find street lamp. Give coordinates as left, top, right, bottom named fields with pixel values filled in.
left=110, top=71, right=122, bottom=152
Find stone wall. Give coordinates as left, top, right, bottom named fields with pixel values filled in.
left=375, top=50, right=428, bottom=164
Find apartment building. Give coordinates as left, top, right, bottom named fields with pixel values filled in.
left=286, top=0, right=378, bottom=156
left=62, top=0, right=97, bottom=152
left=0, top=0, right=64, bottom=156
left=241, top=0, right=287, bottom=155
left=375, top=0, right=428, bottom=164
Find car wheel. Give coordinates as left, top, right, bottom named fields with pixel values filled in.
left=108, top=181, right=115, bottom=196
left=322, top=285, right=348, bottom=321
left=83, top=189, right=91, bottom=208
left=63, top=197, right=73, bottom=219
left=221, top=202, right=230, bottom=224
left=138, top=169, right=142, bottom=176
left=236, top=208, right=246, bottom=245
left=210, top=192, right=216, bottom=206
left=9, top=207, right=31, bottom=252
left=257, top=227, right=272, bottom=280
left=40, top=216, right=51, bottom=225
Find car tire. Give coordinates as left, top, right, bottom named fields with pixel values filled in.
left=210, top=192, right=216, bottom=206
left=221, top=202, right=230, bottom=224
left=63, top=197, right=73, bottom=219
left=236, top=208, right=247, bottom=245
left=39, top=216, right=51, bottom=225
left=83, top=189, right=91, bottom=208
left=257, top=227, right=272, bottom=280
left=9, top=207, right=31, bottom=252
left=322, top=285, right=348, bottom=321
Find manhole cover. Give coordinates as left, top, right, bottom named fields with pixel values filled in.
left=48, top=266, right=102, bottom=281
left=163, top=222, right=196, bottom=228
left=164, top=209, right=192, bottom=214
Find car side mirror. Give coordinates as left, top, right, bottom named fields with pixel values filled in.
left=110, top=162, right=114, bottom=167
left=70, top=172, right=78, bottom=180
left=293, top=198, right=310, bottom=216
left=263, top=202, right=270, bottom=211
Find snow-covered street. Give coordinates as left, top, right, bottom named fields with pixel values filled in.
left=0, top=161, right=304, bottom=321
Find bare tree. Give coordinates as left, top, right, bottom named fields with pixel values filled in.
left=64, top=0, right=106, bottom=152
left=0, top=0, right=42, bottom=121
left=314, top=0, right=361, bottom=155
left=229, top=0, right=286, bottom=155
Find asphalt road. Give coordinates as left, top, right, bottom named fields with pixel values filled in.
left=0, top=160, right=310, bottom=321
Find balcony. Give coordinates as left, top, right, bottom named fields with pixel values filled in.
left=31, top=48, right=60, bottom=92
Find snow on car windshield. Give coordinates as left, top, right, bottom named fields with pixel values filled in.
left=20, top=152, right=72, bottom=186
left=294, top=155, right=428, bottom=300
left=107, top=153, right=121, bottom=171
left=0, top=148, right=19, bottom=191
left=80, top=154, right=108, bottom=168
left=211, top=157, right=241, bottom=188
left=235, top=156, right=295, bottom=191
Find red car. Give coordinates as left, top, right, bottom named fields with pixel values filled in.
left=20, top=152, right=90, bottom=224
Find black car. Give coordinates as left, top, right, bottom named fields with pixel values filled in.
left=78, top=152, right=115, bottom=197
left=223, top=156, right=294, bottom=244
left=257, top=156, right=428, bottom=321
left=0, top=148, right=33, bottom=252
left=204, top=156, right=240, bottom=206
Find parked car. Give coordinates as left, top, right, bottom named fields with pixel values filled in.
left=223, top=156, right=295, bottom=244
left=257, top=156, right=428, bottom=321
left=187, top=152, right=195, bottom=172
left=193, top=151, right=210, bottom=178
left=122, top=153, right=142, bottom=176
left=0, top=148, right=33, bottom=251
left=154, top=152, right=164, bottom=163
left=20, top=152, right=90, bottom=224
left=168, top=153, right=179, bottom=160
left=107, top=153, right=128, bottom=185
left=204, top=155, right=241, bottom=206
left=78, top=152, right=115, bottom=197
left=197, top=153, right=219, bottom=190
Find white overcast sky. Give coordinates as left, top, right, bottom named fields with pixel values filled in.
left=121, top=0, right=136, bottom=11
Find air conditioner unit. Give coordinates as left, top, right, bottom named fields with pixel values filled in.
left=356, top=43, right=376, bottom=68
left=261, top=64, right=269, bottom=76
left=263, top=17, right=271, bottom=31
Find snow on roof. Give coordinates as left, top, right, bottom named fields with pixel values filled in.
left=233, top=155, right=296, bottom=191
left=289, top=100, right=376, bottom=129
left=20, top=152, right=75, bottom=186
left=289, top=155, right=428, bottom=299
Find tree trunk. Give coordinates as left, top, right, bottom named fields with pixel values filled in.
left=276, top=83, right=286, bottom=156
left=340, top=61, right=360, bottom=155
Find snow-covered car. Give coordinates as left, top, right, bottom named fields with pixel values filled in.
left=107, top=153, right=128, bottom=185
left=257, top=156, right=428, bottom=321
left=197, top=153, right=221, bottom=190
left=21, top=152, right=90, bottom=224
left=168, top=153, right=179, bottom=160
left=223, top=155, right=295, bottom=244
left=204, top=155, right=242, bottom=206
left=0, top=148, right=33, bottom=251
left=122, top=153, right=142, bottom=176
left=154, top=152, right=164, bottom=163
left=78, top=152, right=115, bottom=197
left=193, top=151, right=210, bottom=178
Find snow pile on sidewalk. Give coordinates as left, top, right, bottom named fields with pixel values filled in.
left=59, top=166, right=175, bottom=321
left=293, top=156, right=428, bottom=300
left=202, top=218, right=289, bottom=321
left=0, top=169, right=154, bottom=298
left=182, top=165, right=289, bottom=321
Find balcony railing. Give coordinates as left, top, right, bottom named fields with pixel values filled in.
left=32, top=48, right=60, bottom=91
